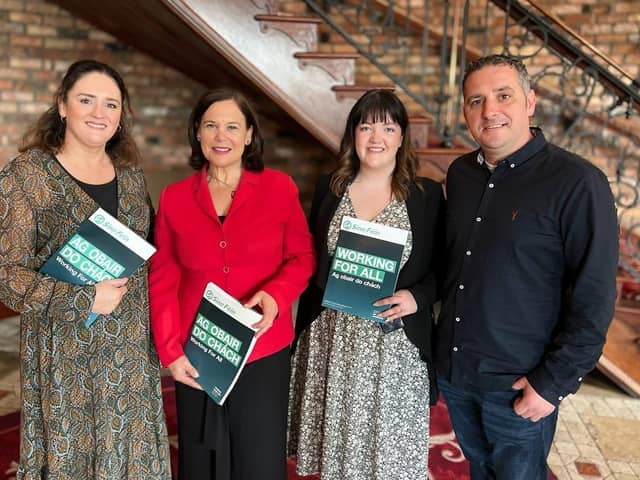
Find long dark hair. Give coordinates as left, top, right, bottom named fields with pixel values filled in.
left=187, top=89, right=264, bottom=171
left=19, top=59, right=140, bottom=166
left=330, top=89, right=418, bottom=201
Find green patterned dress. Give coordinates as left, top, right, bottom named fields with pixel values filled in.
left=0, top=149, right=171, bottom=480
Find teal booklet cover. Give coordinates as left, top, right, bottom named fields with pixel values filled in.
left=322, top=216, right=408, bottom=323
left=184, top=282, right=259, bottom=406
left=39, top=208, right=156, bottom=327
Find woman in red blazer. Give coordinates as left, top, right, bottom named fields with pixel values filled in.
left=149, top=89, right=315, bottom=480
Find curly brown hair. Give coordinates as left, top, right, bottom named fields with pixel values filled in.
left=330, top=89, right=418, bottom=201
left=19, top=59, right=140, bottom=166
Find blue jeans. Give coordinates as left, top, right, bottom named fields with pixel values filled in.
left=438, top=377, right=558, bottom=480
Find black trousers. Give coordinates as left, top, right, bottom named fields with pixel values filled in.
left=175, top=347, right=290, bottom=480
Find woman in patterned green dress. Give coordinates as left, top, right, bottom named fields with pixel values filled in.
left=0, top=60, right=171, bottom=479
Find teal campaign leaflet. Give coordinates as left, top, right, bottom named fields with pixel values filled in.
left=184, top=282, right=259, bottom=406
left=322, top=216, right=408, bottom=324
left=39, top=208, right=156, bottom=327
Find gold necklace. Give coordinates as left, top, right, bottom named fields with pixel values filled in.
left=207, top=173, right=239, bottom=197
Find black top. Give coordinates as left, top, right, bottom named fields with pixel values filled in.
left=75, top=176, right=118, bottom=218
left=296, top=174, right=445, bottom=405
left=434, top=129, right=619, bottom=406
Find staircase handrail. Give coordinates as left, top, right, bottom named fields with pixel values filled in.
left=491, top=0, right=640, bottom=112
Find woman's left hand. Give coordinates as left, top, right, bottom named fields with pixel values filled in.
left=372, top=289, right=417, bottom=322
left=245, top=290, right=279, bottom=339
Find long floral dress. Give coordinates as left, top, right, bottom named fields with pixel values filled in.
left=0, top=149, right=171, bottom=480
left=288, top=190, right=430, bottom=480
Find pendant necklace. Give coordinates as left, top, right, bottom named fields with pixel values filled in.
left=207, top=173, right=238, bottom=198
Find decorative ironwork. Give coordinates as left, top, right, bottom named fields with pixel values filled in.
left=493, top=0, right=640, bottom=279
left=302, top=0, right=466, bottom=145
left=301, top=0, right=640, bottom=278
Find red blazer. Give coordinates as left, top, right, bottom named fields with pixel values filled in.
left=149, top=167, right=315, bottom=366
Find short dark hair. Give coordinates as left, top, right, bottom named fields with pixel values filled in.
left=330, top=89, right=418, bottom=201
left=463, top=54, right=531, bottom=94
left=187, top=89, right=264, bottom=171
left=19, top=59, right=140, bottom=166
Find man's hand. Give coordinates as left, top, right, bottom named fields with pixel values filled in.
left=512, top=376, right=556, bottom=422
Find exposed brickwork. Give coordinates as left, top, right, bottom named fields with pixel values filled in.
left=0, top=0, right=331, bottom=207
left=277, top=0, right=639, bottom=93
left=0, top=0, right=199, bottom=173
left=2, top=0, right=637, bottom=204
left=276, top=0, right=639, bottom=178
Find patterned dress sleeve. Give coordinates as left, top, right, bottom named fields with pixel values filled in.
left=0, top=156, right=95, bottom=317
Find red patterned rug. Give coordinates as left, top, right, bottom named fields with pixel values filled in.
left=1, top=377, right=555, bottom=479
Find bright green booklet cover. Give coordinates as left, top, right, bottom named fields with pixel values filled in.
left=185, top=282, right=259, bottom=405
left=39, top=207, right=156, bottom=327
left=321, top=216, right=408, bottom=323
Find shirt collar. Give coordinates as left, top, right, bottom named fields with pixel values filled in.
left=476, top=127, right=546, bottom=170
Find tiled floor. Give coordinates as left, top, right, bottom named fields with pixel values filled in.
left=547, top=371, right=640, bottom=479
left=1, top=316, right=639, bottom=478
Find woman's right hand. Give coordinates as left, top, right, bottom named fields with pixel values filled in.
left=168, top=355, right=202, bottom=390
left=92, top=277, right=129, bottom=314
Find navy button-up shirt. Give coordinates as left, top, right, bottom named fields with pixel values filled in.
left=434, top=130, right=619, bottom=405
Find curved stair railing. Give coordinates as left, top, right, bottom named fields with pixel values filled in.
left=300, top=0, right=640, bottom=278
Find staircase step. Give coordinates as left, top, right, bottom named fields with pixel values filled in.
left=598, top=313, right=640, bottom=397
left=331, top=84, right=395, bottom=101
left=252, top=0, right=278, bottom=14
left=293, top=52, right=360, bottom=84
left=408, top=114, right=434, bottom=149
left=415, top=146, right=470, bottom=159
left=415, top=146, right=470, bottom=183
left=253, top=14, right=324, bottom=24
left=254, top=14, right=324, bottom=50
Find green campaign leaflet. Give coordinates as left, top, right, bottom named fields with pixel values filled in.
left=184, top=282, right=259, bottom=406
left=322, top=216, right=408, bottom=323
left=39, top=208, right=156, bottom=327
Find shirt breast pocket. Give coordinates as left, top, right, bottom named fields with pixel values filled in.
left=503, top=208, right=555, bottom=239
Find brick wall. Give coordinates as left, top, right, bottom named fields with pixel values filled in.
left=3, top=0, right=636, bottom=205
left=0, top=0, right=332, bottom=207
left=531, top=0, right=639, bottom=80
left=277, top=0, right=640, bottom=98
left=0, top=0, right=200, bottom=173
left=276, top=0, right=639, bottom=177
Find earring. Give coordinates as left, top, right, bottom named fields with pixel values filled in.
left=60, top=115, right=66, bottom=123
left=245, top=139, right=250, bottom=145
left=197, top=135, right=201, bottom=141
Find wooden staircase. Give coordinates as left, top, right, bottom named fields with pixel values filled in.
left=160, top=0, right=466, bottom=182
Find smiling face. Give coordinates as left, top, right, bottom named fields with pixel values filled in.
left=197, top=99, right=253, bottom=170
left=57, top=71, right=123, bottom=151
left=463, top=64, right=536, bottom=165
left=354, top=115, right=403, bottom=173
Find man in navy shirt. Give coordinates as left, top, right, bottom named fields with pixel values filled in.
left=435, top=54, right=619, bottom=479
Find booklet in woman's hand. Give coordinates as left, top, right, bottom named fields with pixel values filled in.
left=185, top=282, right=259, bottom=405
left=39, top=207, right=156, bottom=327
left=321, top=216, right=408, bottom=328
